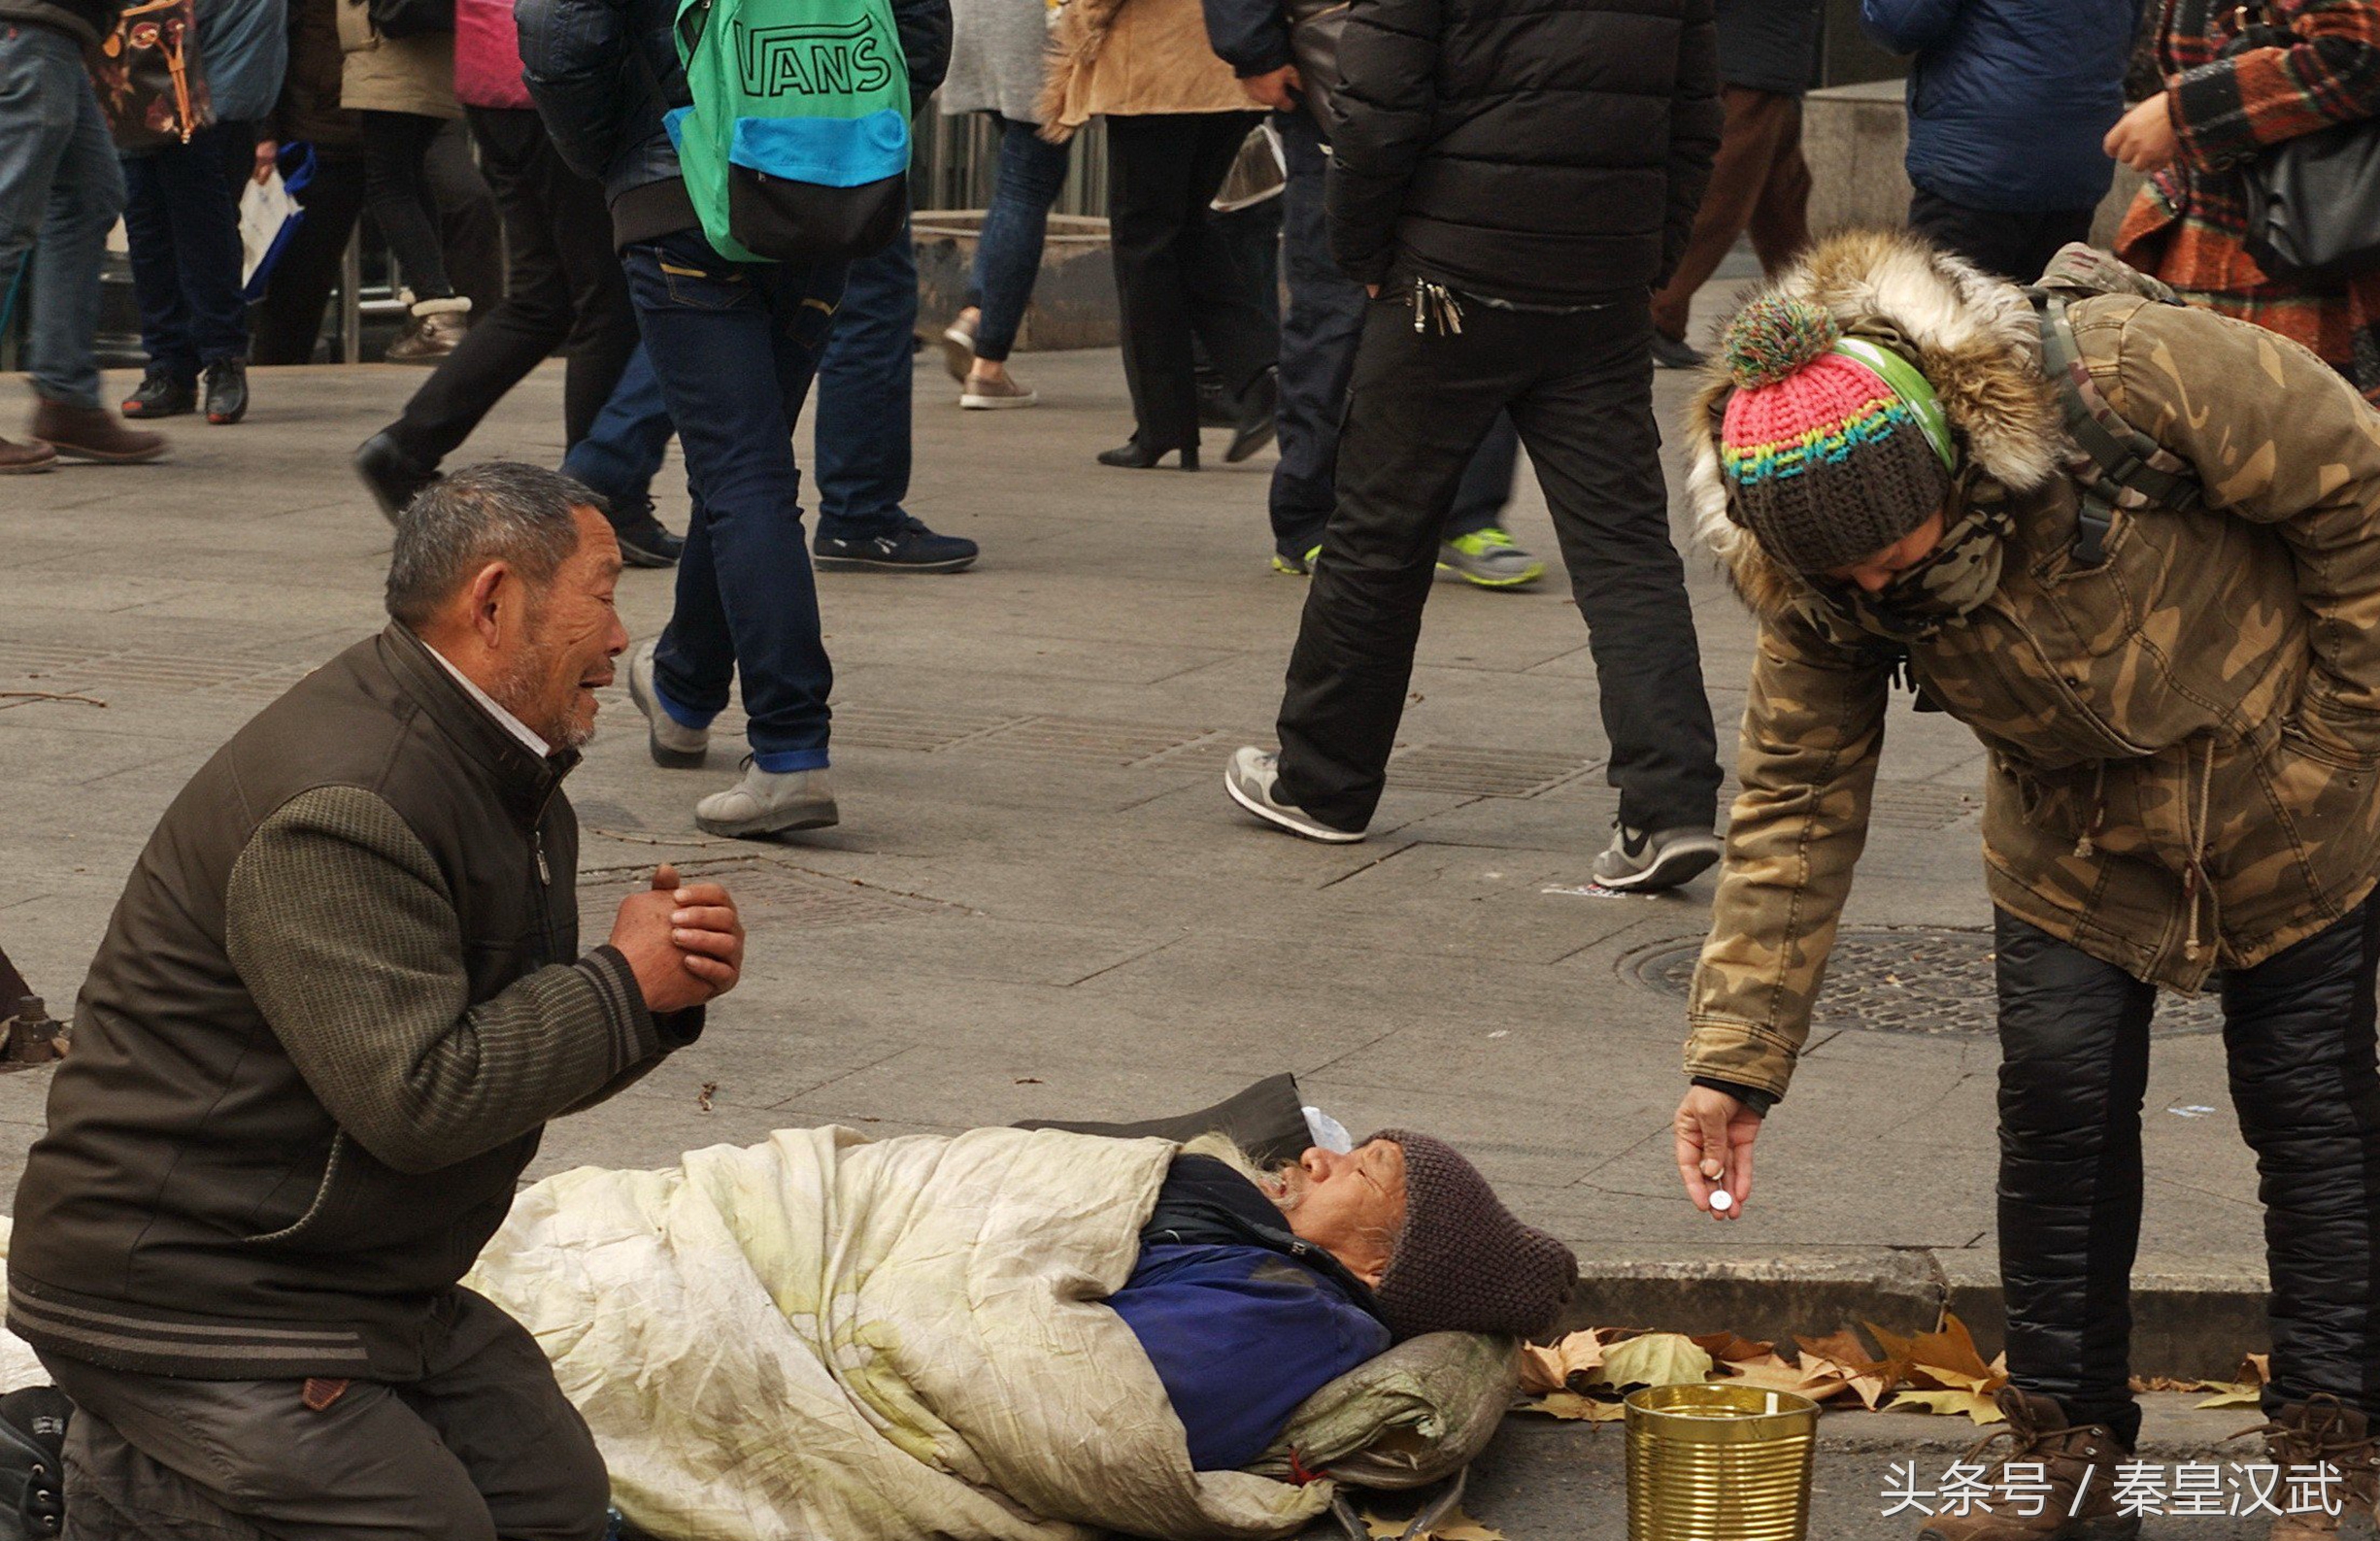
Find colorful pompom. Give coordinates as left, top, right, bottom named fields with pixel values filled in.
left=1722, top=294, right=1841, bottom=390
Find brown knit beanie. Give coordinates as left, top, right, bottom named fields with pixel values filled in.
left=1367, top=1129, right=1578, bottom=1341
left=1715, top=294, right=1954, bottom=576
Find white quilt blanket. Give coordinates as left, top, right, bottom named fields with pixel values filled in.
left=463, top=1125, right=1335, bottom=1541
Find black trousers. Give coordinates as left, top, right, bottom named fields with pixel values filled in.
left=1995, top=895, right=2380, bottom=1449
left=45, top=1290, right=608, bottom=1540
left=249, top=145, right=502, bottom=365
left=1907, top=186, right=2096, bottom=286
left=1103, top=112, right=1275, bottom=452
left=1273, top=290, right=1724, bottom=833
left=361, top=109, right=457, bottom=300
left=382, top=108, right=638, bottom=463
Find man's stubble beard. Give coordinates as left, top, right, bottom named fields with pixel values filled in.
left=489, top=634, right=597, bottom=754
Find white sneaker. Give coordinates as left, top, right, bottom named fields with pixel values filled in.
left=959, top=371, right=1038, bottom=410
left=1224, top=746, right=1366, bottom=843
left=695, top=763, right=839, bottom=838
left=629, top=640, right=709, bottom=769
left=938, top=314, right=977, bottom=385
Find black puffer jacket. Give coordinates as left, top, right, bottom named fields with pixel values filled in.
left=1324, top=0, right=1721, bottom=305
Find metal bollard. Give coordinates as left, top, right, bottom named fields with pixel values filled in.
left=1625, top=1383, right=1818, bottom=1541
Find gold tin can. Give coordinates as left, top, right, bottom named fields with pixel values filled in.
left=1624, top=1383, right=1819, bottom=1541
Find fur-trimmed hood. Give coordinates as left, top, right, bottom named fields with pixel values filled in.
left=1686, top=228, right=2063, bottom=620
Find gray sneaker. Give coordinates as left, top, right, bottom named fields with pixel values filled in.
left=1436, top=525, right=1546, bottom=588
left=629, top=639, right=709, bottom=769
left=1224, top=746, right=1366, bottom=843
left=1592, top=823, right=1722, bottom=891
left=695, top=763, right=839, bottom=838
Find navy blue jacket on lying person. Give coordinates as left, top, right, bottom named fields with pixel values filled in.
left=1111, top=1155, right=1391, bottom=1471
left=1860, top=0, right=2134, bottom=214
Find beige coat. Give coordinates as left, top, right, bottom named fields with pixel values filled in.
left=336, top=0, right=459, bottom=119
left=1038, top=0, right=1250, bottom=137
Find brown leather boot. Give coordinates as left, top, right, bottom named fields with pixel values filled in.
left=0, top=434, right=56, bottom=473
left=27, top=400, right=166, bottom=464
left=2245, top=1394, right=2380, bottom=1537
left=1917, top=1388, right=2140, bottom=1540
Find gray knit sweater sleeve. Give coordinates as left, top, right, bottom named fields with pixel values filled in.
left=224, top=785, right=664, bottom=1175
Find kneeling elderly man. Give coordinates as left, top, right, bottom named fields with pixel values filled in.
left=1673, top=237, right=2380, bottom=1541
left=7, top=464, right=740, bottom=1539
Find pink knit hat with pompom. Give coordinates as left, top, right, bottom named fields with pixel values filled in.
left=1715, top=294, right=1952, bottom=575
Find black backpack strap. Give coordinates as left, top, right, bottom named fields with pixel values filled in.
left=2030, top=288, right=2205, bottom=566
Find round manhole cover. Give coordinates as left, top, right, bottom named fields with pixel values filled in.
left=1622, top=926, right=2223, bottom=1037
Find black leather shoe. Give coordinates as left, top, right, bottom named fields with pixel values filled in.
left=353, top=431, right=441, bottom=523
left=1097, top=438, right=1198, bottom=471
left=613, top=508, right=685, bottom=568
left=1225, top=367, right=1278, bottom=463
left=202, top=358, right=249, bottom=425
left=120, top=371, right=194, bottom=419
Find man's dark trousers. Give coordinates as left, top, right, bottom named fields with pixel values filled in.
left=383, top=108, right=640, bottom=464
left=119, top=118, right=254, bottom=381
left=626, top=225, right=845, bottom=773
left=1273, top=289, right=1722, bottom=833
left=1270, top=111, right=1511, bottom=562
left=42, top=1289, right=608, bottom=1540
left=813, top=219, right=916, bottom=543
left=1994, top=896, right=2380, bottom=1448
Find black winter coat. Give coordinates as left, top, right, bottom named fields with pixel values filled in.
left=1324, top=0, right=1722, bottom=305
left=1716, top=0, right=1819, bottom=94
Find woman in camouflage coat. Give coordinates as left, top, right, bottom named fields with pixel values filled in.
left=1675, top=228, right=2380, bottom=1541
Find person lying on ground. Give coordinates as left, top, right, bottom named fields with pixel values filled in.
left=455, top=1122, right=1578, bottom=1541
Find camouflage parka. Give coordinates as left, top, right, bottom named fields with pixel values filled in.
left=1684, top=230, right=2380, bottom=1105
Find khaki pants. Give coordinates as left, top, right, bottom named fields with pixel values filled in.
left=42, top=1289, right=608, bottom=1541
left=1648, top=84, right=1813, bottom=343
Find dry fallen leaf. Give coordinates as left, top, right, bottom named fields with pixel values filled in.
left=1889, top=1388, right=2008, bottom=1424
left=2195, top=1385, right=2263, bottom=1409
left=1717, top=1353, right=1849, bottom=1404
left=1593, top=1333, right=1714, bottom=1391
left=1905, top=1316, right=2006, bottom=1395
left=1690, top=1330, right=1775, bottom=1366
left=1360, top=1506, right=1506, bottom=1541
left=1519, top=1330, right=1606, bottom=1395
left=1515, top=1391, right=1626, bottom=1423
left=696, top=1082, right=719, bottom=1114
left=1795, top=1330, right=1899, bottom=1410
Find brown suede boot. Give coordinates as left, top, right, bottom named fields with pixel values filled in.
left=27, top=400, right=166, bottom=464
left=0, top=434, right=56, bottom=473
left=2244, top=1395, right=2380, bottom=1538
left=1917, top=1388, right=2141, bottom=1540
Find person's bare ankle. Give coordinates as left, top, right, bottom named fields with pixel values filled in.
left=969, top=360, right=1010, bottom=386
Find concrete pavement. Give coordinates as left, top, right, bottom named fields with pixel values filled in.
left=1, top=321, right=2274, bottom=1429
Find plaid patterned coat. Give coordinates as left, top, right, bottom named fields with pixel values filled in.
left=2117, top=0, right=2380, bottom=400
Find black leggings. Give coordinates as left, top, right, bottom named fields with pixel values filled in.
left=360, top=109, right=454, bottom=301
left=1995, top=895, right=2380, bottom=1447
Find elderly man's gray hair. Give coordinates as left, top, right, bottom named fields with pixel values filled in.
left=385, top=462, right=605, bottom=628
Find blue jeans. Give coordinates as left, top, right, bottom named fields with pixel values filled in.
left=1269, top=111, right=1507, bottom=559
left=622, top=226, right=846, bottom=772
left=0, top=24, right=127, bottom=410
left=120, top=119, right=253, bottom=379
left=812, top=220, right=914, bottom=541
left=967, top=117, right=1070, bottom=362
left=561, top=343, right=672, bottom=518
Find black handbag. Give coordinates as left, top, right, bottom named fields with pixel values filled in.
left=2225, top=6, right=2380, bottom=282
left=367, top=0, right=453, bottom=39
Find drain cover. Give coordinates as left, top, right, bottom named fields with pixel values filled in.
left=1622, top=926, right=2223, bottom=1037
